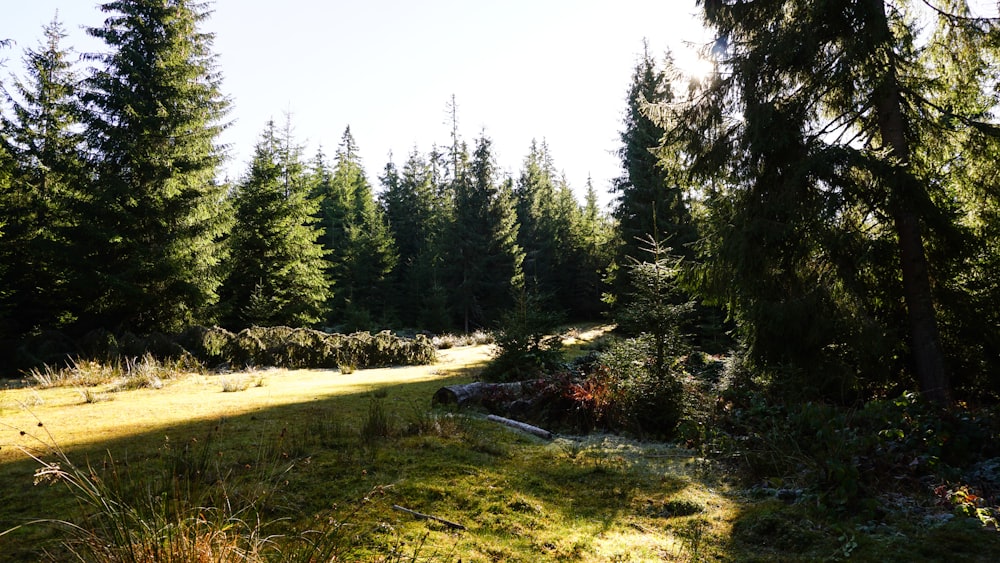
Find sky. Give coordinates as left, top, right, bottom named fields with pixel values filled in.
left=4, top=1, right=711, bottom=207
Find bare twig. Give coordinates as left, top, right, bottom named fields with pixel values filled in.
left=392, top=505, right=466, bottom=530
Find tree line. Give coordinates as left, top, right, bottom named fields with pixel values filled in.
left=0, top=2, right=617, bottom=372
left=4, top=0, right=1000, bottom=408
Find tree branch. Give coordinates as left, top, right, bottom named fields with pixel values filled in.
left=919, top=0, right=1000, bottom=23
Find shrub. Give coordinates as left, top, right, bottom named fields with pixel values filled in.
left=481, top=294, right=564, bottom=382
left=586, top=335, right=685, bottom=438
left=109, top=354, right=167, bottom=391
left=78, top=328, right=120, bottom=362
left=220, top=375, right=250, bottom=393
left=710, top=390, right=1000, bottom=510
left=519, top=336, right=685, bottom=438
left=12, top=330, right=78, bottom=371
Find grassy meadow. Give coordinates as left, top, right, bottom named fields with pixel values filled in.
left=0, top=334, right=731, bottom=561
left=2, top=330, right=1000, bottom=561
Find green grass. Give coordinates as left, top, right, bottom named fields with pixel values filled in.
left=3, top=332, right=1000, bottom=561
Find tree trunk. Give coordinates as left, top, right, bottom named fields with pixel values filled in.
left=870, top=0, right=951, bottom=405
left=432, top=381, right=530, bottom=407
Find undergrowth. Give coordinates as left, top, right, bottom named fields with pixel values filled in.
left=6, top=325, right=1000, bottom=561
left=684, top=358, right=1000, bottom=560
left=1, top=381, right=735, bottom=562
left=1, top=406, right=459, bottom=562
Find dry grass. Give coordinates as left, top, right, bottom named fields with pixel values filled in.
left=0, top=335, right=742, bottom=561
left=7, top=326, right=999, bottom=562
left=0, top=345, right=492, bottom=465
left=15, top=328, right=974, bottom=561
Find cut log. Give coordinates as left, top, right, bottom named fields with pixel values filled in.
left=392, top=504, right=467, bottom=530
left=486, top=414, right=553, bottom=440
left=432, top=381, right=528, bottom=407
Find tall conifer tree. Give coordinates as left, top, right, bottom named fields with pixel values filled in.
left=379, top=149, right=447, bottom=328
left=515, top=139, right=560, bottom=297
left=218, top=120, right=329, bottom=328
left=0, top=17, right=85, bottom=338
left=574, top=177, right=616, bottom=318
left=448, top=133, right=524, bottom=332
left=315, top=127, right=396, bottom=330
left=513, top=141, right=604, bottom=317
left=80, top=0, right=229, bottom=333
left=610, top=45, right=696, bottom=317
left=670, top=0, right=1000, bottom=402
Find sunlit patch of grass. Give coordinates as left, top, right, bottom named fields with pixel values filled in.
left=15, top=329, right=970, bottom=561
left=560, top=323, right=616, bottom=358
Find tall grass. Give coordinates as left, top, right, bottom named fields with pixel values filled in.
left=29, top=354, right=182, bottom=391
left=2, top=417, right=434, bottom=563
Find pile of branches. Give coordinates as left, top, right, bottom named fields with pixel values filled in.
left=10, top=326, right=436, bottom=373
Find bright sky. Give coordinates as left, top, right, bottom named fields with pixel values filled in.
left=4, top=1, right=710, bottom=207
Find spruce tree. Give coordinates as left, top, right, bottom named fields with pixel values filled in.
left=0, top=138, right=14, bottom=340
left=379, top=149, right=446, bottom=328
left=551, top=174, right=593, bottom=316
left=513, top=141, right=605, bottom=318
left=0, top=16, right=86, bottom=338
left=669, top=0, right=1000, bottom=403
left=80, top=0, right=229, bottom=333
left=218, top=120, right=329, bottom=328
left=447, top=133, right=524, bottom=332
left=315, top=127, right=396, bottom=330
left=514, top=139, right=560, bottom=299
left=610, top=45, right=697, bottom=317
left=575, top=177, right=616, bottom=318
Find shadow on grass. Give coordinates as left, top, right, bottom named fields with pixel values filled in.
left=5, top=354, right=999, bottom=562
left=0, top=353, right=738, bottom=562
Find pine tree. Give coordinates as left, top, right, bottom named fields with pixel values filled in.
left=670, top=0, right=1000, bottom=403
left=0, top=16, right=86, bottom=338
left=447, top=133, right=524, bottom=332
left=316, top=127, right=396, bottom=330
left=218, top=120, right=329, bottom=328
left=379, top=149, right=447, bottom=328
left=80, top=0, right=229, bottom=333
left=610, top=45, right=697, bottom=317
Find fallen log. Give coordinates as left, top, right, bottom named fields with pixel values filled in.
left=431, top=381, right=528, bottom=407
left=392, top=504, right=467, bottom=530
left=486, top=414, right=553, bottom=440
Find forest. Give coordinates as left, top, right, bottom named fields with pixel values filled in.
left=4, top=0, right=1000, bottom=560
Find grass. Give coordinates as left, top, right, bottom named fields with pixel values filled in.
left=2, top=327, right=1000, bottom=561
